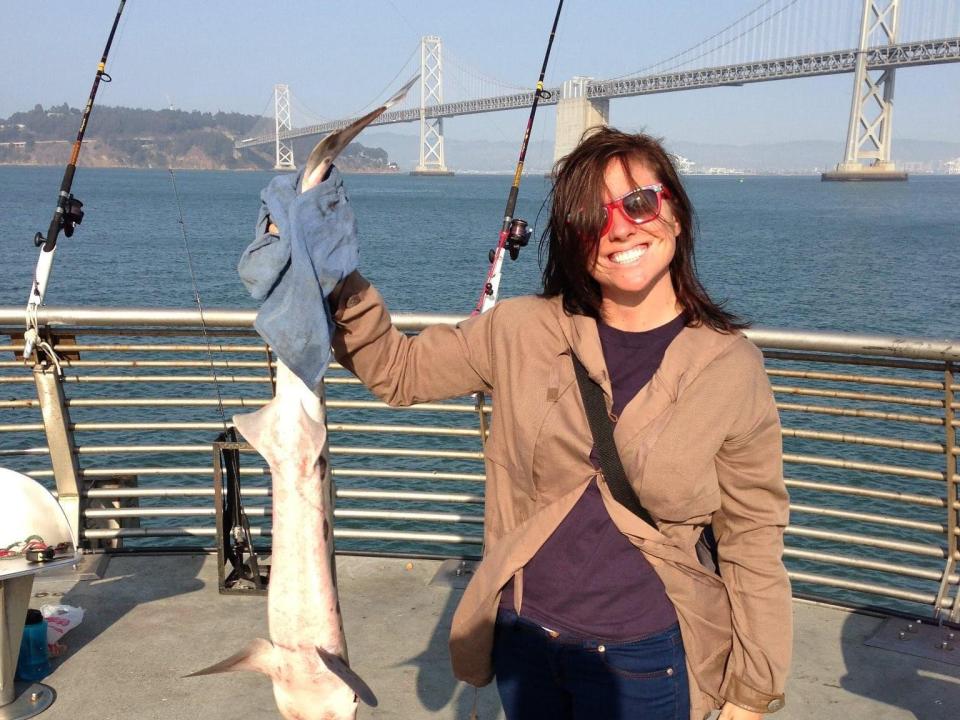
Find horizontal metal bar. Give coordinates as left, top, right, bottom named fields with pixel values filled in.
left=767, top=368, right=943, bottom=390
left=81, top=526, right=484, bottom=544
left=328, top=423, right=481, bottom=437
left=0, top=359, right=273, bottom=369
left=73, top=444, right=484, bottom=460
left=336, top=490, right=484, bottom=503
left=83, top=507, right=484, bottom=523
left=0, top=309, right=464, bottom=330
left=783, top=548, right=955, bottom=582
left=782, top=428, right=943, bottom=454
left=339, top=509, right=484, bottom=523
left=783, top=453, right=944, bottom=481
left=787, top=571, right=940, bottom=606
left=333, top=469, right=486, bottom=481
left=747, top=328, right=960, bottom=362
left=334, top=529, right=484, bottom=544
left=65, top=343, right=270, bottom=353
left=4, top=311, right=958, bottom=360
left=784, top=478, right=945, bottom=508
left=62, top=397, right=477, bottom=412
left=771, top=384, right=943, bottom=408
left=786, top=526, right=946, bottom=558
left=32, top=466, right=487, bottom=481
left=60, top=374, right=270, bottom=384
left=30, top=467, right=269, bottom=478
left=83, top=488, right=485, bottom=503
left=0, top=420, right=480, bottom=436
left=0, top=447, right=49, bottom=457
left=775, top=401, right=943, bottom=426
left=765, top=350, right=944, bottom=371
left=790, top=503, right=945, bottom=533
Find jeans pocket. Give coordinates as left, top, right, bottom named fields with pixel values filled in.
left=599, top=627, right=684, bottom=681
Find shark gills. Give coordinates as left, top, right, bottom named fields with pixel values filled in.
left=188, top=76, right=417, bottom=720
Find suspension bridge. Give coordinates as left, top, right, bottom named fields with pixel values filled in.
left=235, top=0, right=960, bottom=181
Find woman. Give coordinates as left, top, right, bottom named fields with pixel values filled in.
left=331, top=128, right=791, bottom=720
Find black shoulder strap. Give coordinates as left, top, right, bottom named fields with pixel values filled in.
left=572, top=354, right=657, bottom=528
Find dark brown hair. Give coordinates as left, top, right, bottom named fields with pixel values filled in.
left=539, top=127, right=747, bottom=332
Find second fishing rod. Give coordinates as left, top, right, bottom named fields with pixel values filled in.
left=474, top=0, right=564, bottom=316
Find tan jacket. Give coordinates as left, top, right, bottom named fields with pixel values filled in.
left=332, top=272, right=792, bottom=719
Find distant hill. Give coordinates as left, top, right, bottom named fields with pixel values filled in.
left=4, top=104, right=956, bottom=174
left=0, top=104, right=397, bottom=172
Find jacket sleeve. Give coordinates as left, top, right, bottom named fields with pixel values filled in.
left=713, top=342, right=792, bottom=714
left=330, top=271, right=494, bottom=405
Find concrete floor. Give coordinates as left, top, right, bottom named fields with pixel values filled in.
left=11, top=554, right=960, bottom=720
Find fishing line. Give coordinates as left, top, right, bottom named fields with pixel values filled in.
left=167, top=168, right=231, bottom=434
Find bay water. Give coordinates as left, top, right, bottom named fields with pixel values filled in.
left=1, top=166, right=957, bottom=334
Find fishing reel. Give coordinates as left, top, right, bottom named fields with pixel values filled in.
left=33, top=194, right=85, bottom=247
left=488, top=218, right=532, bottom=264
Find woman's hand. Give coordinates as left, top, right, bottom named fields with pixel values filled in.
left=718, top=702, right=763, bottom=720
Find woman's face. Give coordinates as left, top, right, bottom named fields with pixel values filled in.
left=587, top=157, right=680, bottom=315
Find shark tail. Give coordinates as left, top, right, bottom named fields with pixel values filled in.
left=186, top=640, right=377, bottom=708
left=316, top=647, right=378, bottom=707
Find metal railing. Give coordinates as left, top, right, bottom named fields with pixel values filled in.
left=1, top=307, right=957, bottom=622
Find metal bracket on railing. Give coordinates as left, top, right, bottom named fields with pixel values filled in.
left=940, top=361, right=959, bottom=623
left=31, top=333, right=83, bottom=546
left=212, top=431, right=269, bottom=595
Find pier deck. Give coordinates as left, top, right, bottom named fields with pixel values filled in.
left=17, top=554, right=960, bottom=720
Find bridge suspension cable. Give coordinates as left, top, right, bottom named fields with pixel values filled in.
left=441, top=47, right=534, bottom=102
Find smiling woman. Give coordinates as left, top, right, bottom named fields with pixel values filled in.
left=329, top=127, right=791, bottom=720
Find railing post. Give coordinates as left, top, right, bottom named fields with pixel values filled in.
left=33, top=362, right=83, bottom=545
left=942, top=362, right=959, bottom=622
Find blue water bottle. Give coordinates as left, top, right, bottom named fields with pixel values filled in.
left=16, top=609, right=51, bottom=682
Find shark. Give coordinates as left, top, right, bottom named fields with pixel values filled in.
left=188, top=76, right=418, bottom=720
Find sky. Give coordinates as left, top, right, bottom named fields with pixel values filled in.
left=2, top=0, right=959, bottom=150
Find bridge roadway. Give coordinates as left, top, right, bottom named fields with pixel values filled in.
left=236, top=36, right=960, bottom=149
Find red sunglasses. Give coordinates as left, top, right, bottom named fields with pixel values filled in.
left=599, top=184, right=671, bottom=238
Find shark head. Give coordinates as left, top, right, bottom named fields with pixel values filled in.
left=301, top=75, right=418, bottom=192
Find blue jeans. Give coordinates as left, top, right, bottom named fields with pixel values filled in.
left=492, top=610, right=690, bottom=720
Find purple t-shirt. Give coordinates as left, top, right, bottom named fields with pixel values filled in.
left=499, top=313, right=686, bottom=640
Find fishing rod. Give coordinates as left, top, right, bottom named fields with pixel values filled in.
left=474, top=0, right=564, bottom=315
left=23, top=0, right=127, bottom=359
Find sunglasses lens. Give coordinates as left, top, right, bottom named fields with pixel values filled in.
left=621, top=188, right=659, bottom=223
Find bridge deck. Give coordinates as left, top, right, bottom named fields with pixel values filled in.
left=20, top=553, right=960, bottom=719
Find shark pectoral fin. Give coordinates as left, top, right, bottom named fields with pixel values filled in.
left=185, top=638, right=277, bottom=678
left=233, top=402, right=278, bottom=459
left=316, top=647, right=378, bottom=707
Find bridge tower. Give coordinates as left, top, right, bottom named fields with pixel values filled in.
left=412, top=36, right=454, bottom=176
left=823, top=0, right=906, bottom=181
left=274, top=84, right=296, bottom=171
left=553, top=77, right=609, bottom=165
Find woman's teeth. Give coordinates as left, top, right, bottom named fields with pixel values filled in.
left=610, top=246, right=648, bottom=264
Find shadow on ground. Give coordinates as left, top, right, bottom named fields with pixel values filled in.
left=839, top=610, right=960, bottom=720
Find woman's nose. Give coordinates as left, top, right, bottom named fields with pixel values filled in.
left=606, top=205, right=637, bottom=240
